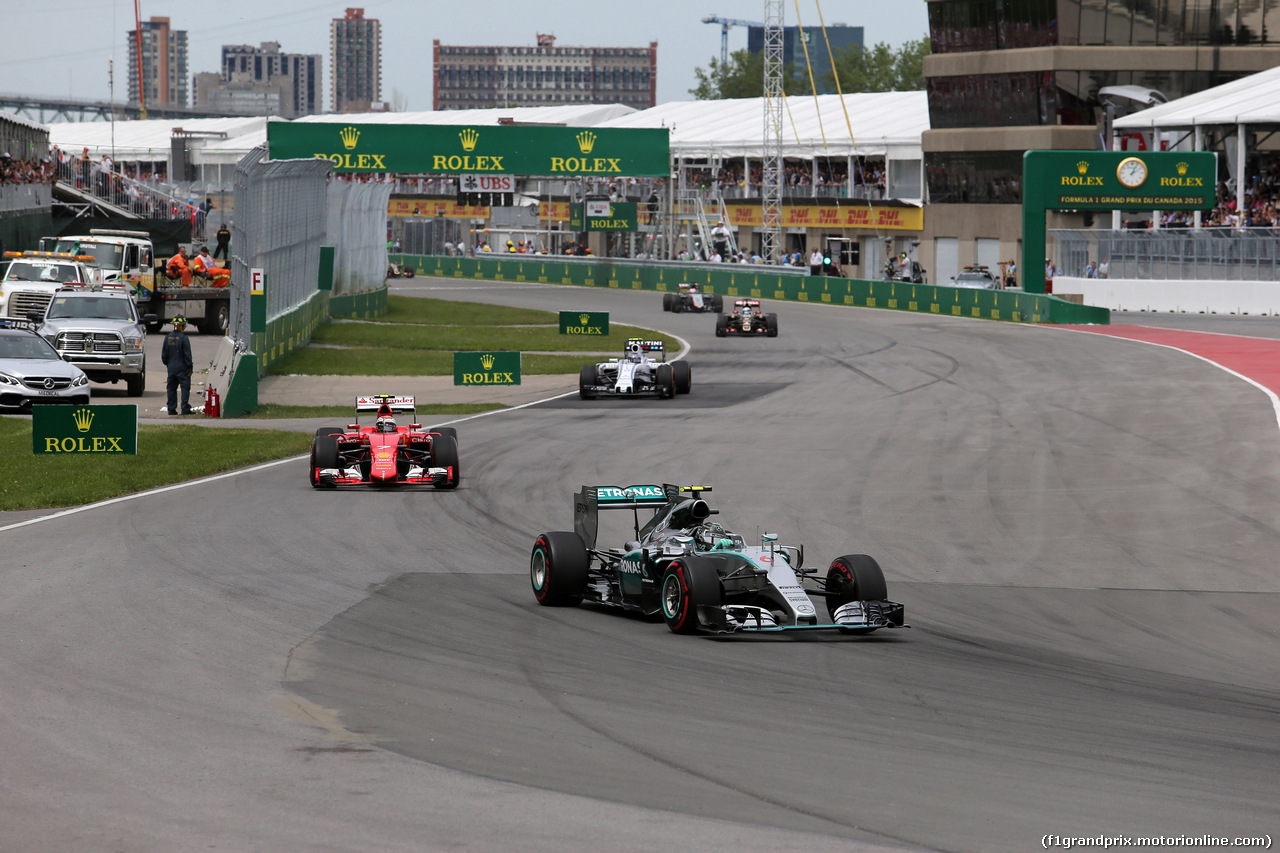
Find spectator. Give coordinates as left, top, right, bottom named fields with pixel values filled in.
left=809, top=247, right=823, bottom=276
left=161, top=316, right=195, bottom=416
left=1098, top=257, right=1109, bottom=278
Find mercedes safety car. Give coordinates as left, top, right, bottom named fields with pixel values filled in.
left=309, top=395, right=460, bottom=489
left=715, top=299, right=778, bottom=337
left=530, top=484, right=906, bottom=635
left=579, top=338, right=691, bottom=399
left=662, top=282, right=723, bottom=314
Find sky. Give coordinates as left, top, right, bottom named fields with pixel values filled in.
left=0, top=0, right=930, bottom=113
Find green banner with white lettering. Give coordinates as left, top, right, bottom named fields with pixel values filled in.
left=569, top=201, right=639, bottom=232
left=32, top=404, right=138, bottom=455
left=453, top=351, right=521, bottom=386
left=268, top=123, right=670, bottom=177
left=558, top=311, right=609, bottom=336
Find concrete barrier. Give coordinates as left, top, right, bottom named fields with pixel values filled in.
left=1054, top=276, right=1280, bottom=316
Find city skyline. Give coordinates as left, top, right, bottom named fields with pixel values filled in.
left=0, top=0, right=930, bottom=114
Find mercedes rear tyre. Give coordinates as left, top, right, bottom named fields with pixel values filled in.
left=715, top=314, right=728, bottom=337
left=672, top=360, right=692, bottom=394
left=766, top=313, right=779, bottom=337
left=655, top=363, right=675, bottom=398
left=661, top=557, right=722, bottom=634
left=826, top=554, right=888, bottom=633
left=530, top=531, right=589, bottom=606
left=579, top=365, right=597, bottom=399
left=431, top=434, right=461, bottom=489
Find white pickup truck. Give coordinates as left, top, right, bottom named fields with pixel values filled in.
left=0, top=251, right=99, bottom=319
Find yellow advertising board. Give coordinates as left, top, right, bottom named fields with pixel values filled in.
left=725, top=203, right=923, bottom=231
left=388, top=198, right=490, bottom=218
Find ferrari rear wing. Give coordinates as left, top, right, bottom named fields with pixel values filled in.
left=574, top=483, right=669, bottom=549
left=356, top=395, right=416, bottom=414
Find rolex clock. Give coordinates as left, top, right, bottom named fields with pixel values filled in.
left=1117, top=157, right=1148, bottom=188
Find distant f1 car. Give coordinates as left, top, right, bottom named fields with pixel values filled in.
left=662, top=283, right=723, bottom=314
left=530, top=483, right=906, bottom=635
left=579, top=338, right=691, bottom=399
left=716, top=299, right=777, bottom=337
left=309, top=394, right=460, bottom=489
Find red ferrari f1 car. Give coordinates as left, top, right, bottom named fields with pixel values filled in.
left=309, top=395, right=460, bottom=489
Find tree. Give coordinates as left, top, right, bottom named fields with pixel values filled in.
left=690, top=49, right=807, bottom=100
left=821, top=36, right=931, bottom=93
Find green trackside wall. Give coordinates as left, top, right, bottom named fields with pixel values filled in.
left=328, top=287, right=388, bottom=320
left=249, top=287, right=387, bottom=379
left=396, top=255, right=1109, bottom=325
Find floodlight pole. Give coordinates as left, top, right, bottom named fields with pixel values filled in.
left=761, top=0, right=784, bottom=264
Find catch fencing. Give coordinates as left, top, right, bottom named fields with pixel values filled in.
left=1051, top=227, right=1280, bottom=281
left=230, top=147, right=329, bottom=367
left=326, top=179, right=392, bottom=294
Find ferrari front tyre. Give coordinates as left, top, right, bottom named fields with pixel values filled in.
left=715, top=314, right=728, bottom=337
left=672, top=360, right=692, bottom=394
left=766, top=313, right=779, bottom=337
left=579, top=365, right=597, bottom=399
left=530, top=531, right=589, bottom=606
left=311, top=434, right=340, bottom=488
left=429, top=427, right=458, bottom=443
left=826, top=554, right=888, bottom=632
left=662, top=293, right=673, bottom=312
left=655, top=363, right=675, bottom=398
left=315, top=426, right=345, bottom=437
left=661, top=557, right=722, bottom=634
left=431, top=434, right=461, bottom=489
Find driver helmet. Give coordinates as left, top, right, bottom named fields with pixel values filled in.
left=695, top=522, right=726, bottom=551
left=626, top=341, right=643, bottom=362
left=376, top=415, right=397, bottom=433
left=687, top=282, right=699, bottom=291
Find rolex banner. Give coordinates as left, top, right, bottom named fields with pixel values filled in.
left=454, top=352, right=521, bottom=386
left=32, top=404, right=138, bottom=455
left=558, top=311, right=609, bottom=336
left=267, top=123, right=670, bottom=177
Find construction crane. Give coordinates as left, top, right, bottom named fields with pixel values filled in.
left=701, top=15, right=764, bottom=65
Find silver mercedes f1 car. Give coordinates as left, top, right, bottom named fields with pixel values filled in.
left=530, top=484, right=907, bottom=635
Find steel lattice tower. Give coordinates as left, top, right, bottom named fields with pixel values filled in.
left=761, top=0, right=785, bottom=263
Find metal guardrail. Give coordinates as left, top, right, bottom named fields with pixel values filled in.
left=1051, top=228, right=1280, bottom=281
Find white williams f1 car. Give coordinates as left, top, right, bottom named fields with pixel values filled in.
left=579, top=338, right=691, bottom=399
left=530, top=484, right=907, bottom=635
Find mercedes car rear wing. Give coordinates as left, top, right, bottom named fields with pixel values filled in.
left=574, top=484, right=669, bottom=549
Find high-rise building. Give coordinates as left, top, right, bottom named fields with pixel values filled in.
left=745, top=25, right=864, bottom=94
left=127, top=16, right=189, bottom=110
left=193, top=42, right=322, bottom=117
left=432, top=34, right=657, bottom=110
left=331, top=8, right=382, bottom=113
left=917, top=0, right=1280, bottom=277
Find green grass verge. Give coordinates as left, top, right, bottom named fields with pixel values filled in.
left=0, top=417, right=312, bottom=511
left=267, top=348, right=601, bottom=376
left=383, top=295, right=559, bottom=326
left=249, top=402, right=503, bottom=419
left=313, top=321, right=676, bottom=353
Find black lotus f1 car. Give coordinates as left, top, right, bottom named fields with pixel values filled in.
left=715, top=299, right=778, bottom=337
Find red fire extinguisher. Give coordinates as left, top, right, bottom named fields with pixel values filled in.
left=205, top=385, right=221, bottom=418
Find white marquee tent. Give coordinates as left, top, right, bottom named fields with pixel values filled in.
left=1114, top=65, right=1280, bottom=220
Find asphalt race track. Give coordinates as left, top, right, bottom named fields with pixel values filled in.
left=2, top=278, right=1278, bottom=852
